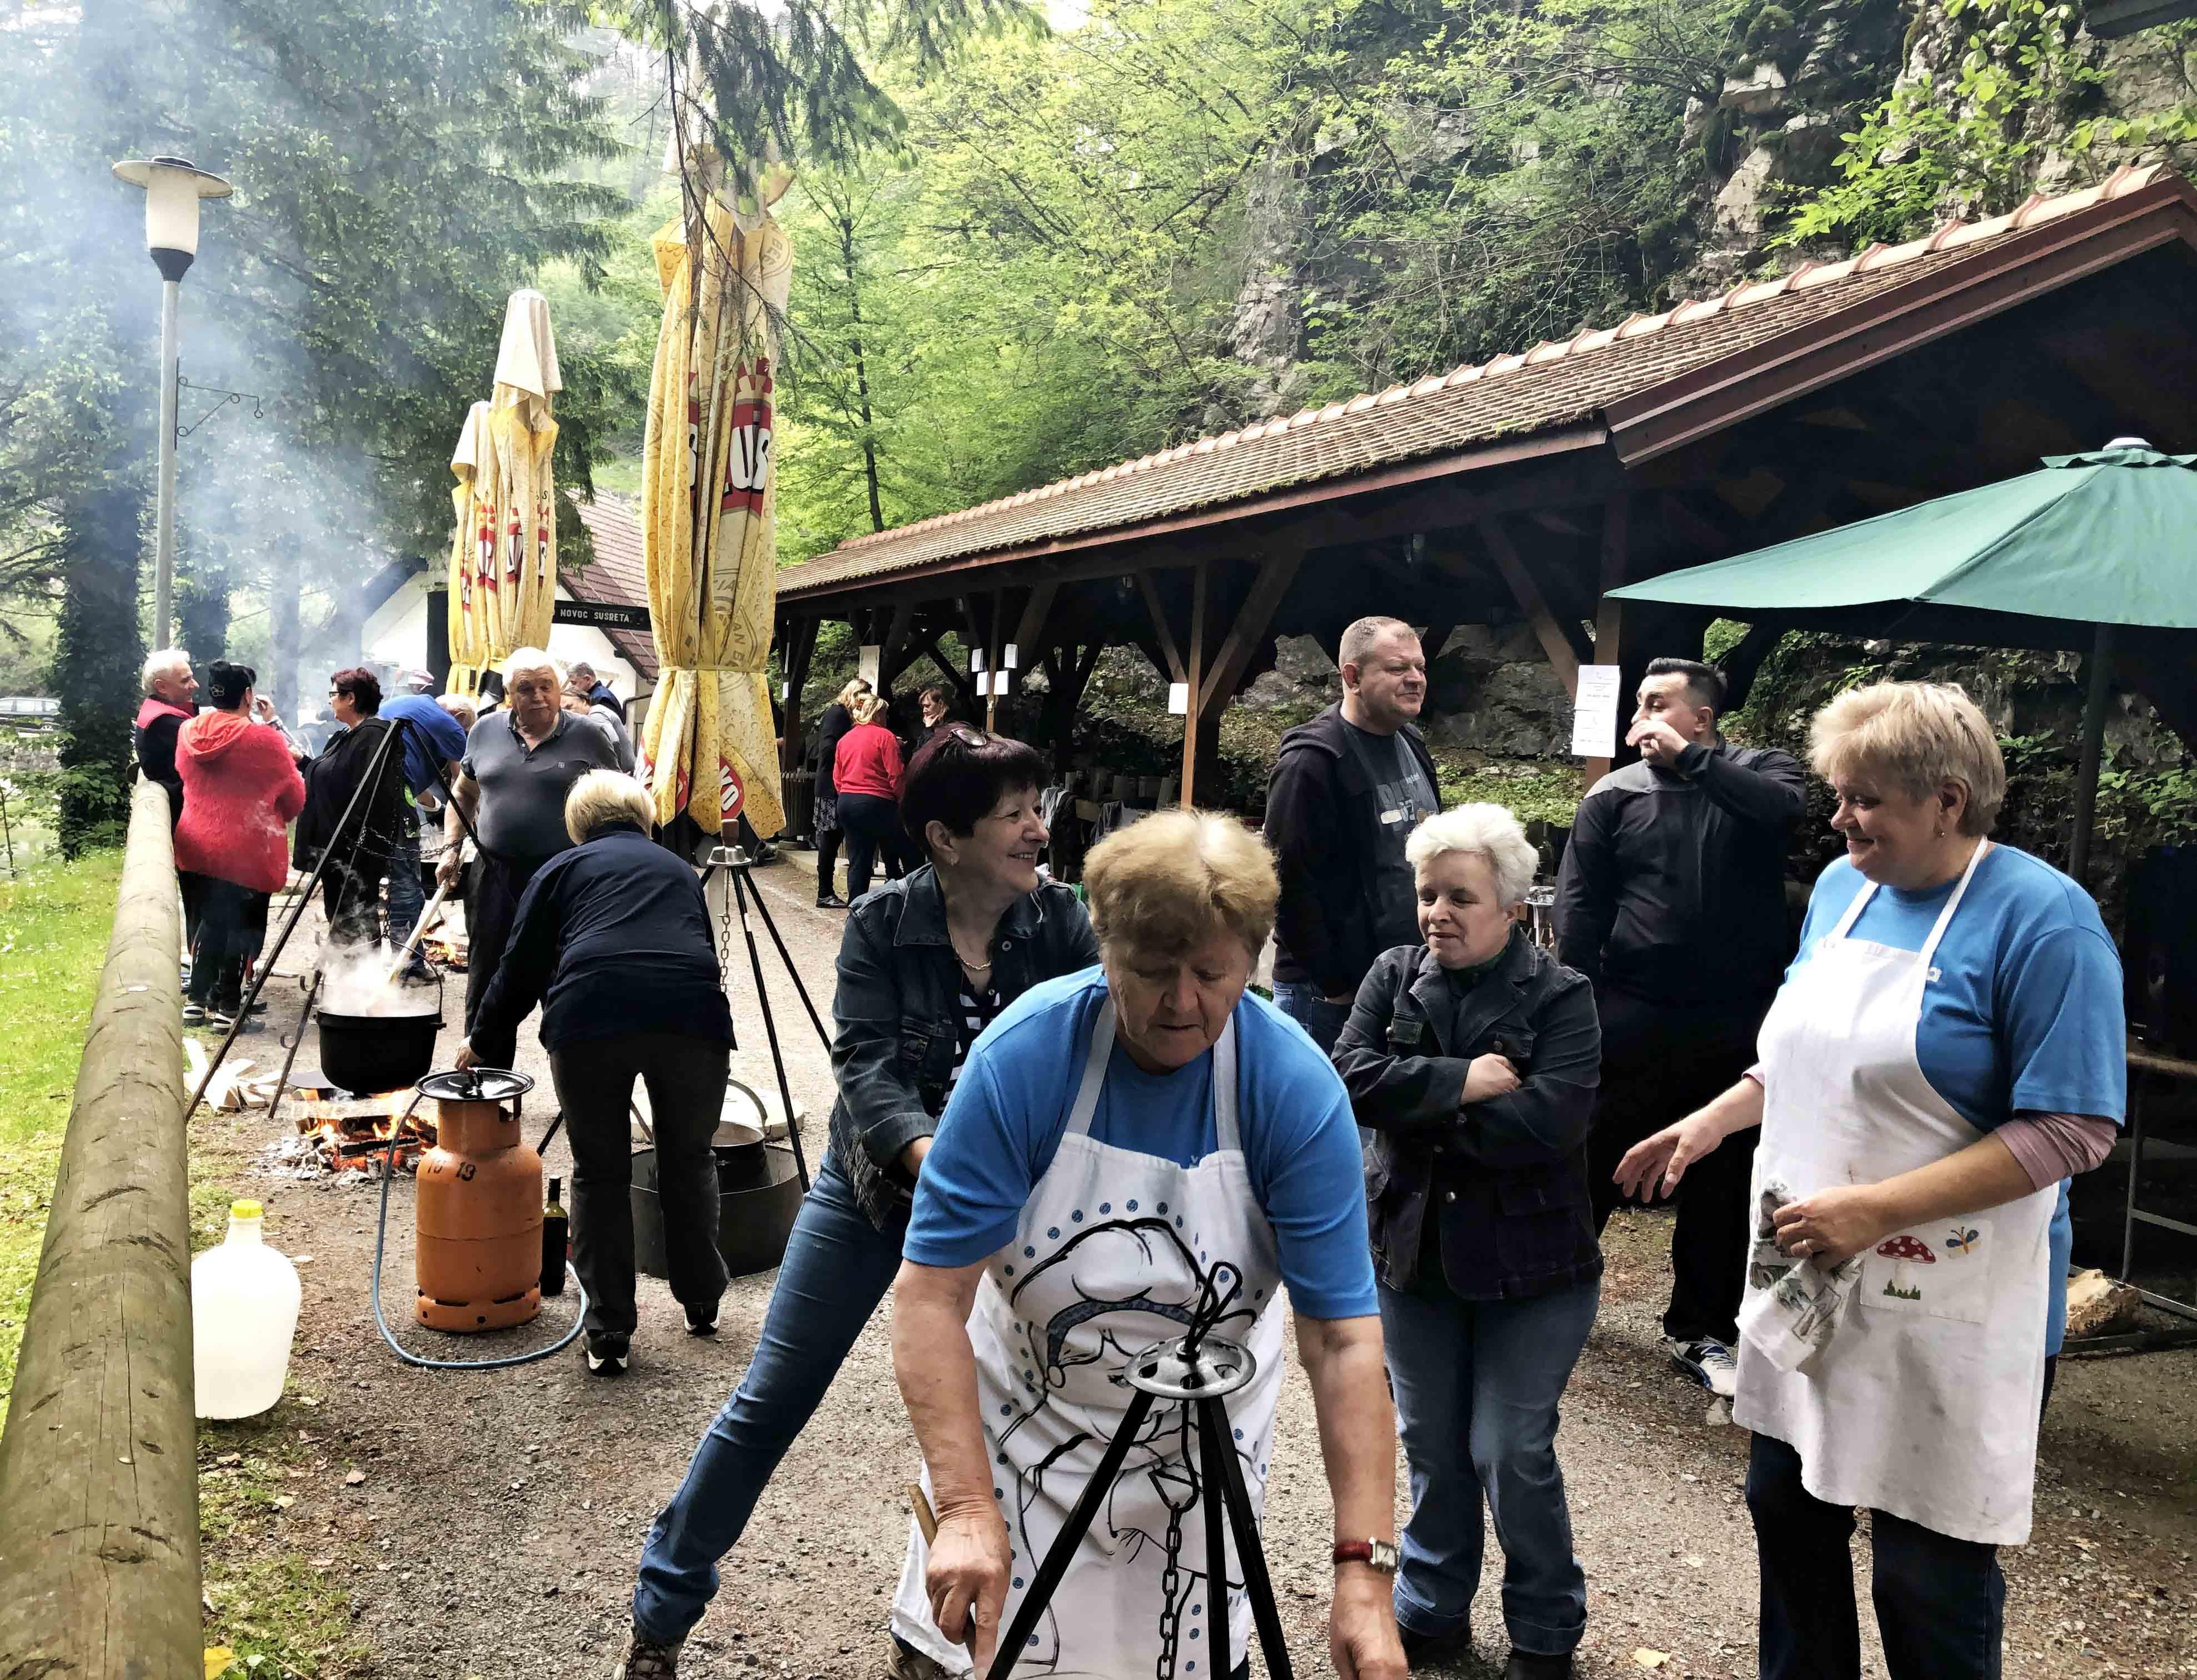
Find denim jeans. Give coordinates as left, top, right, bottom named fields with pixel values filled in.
left=1380, top=1275, right=1599, bottom=1655
left=385, top=829, right=426, bottom=961
left=1272, top=979, right=1353, bottom=1054
left=1747, top=1432, right=2004, bottom=1680
left=633, top=1151, right=907, bottom=1644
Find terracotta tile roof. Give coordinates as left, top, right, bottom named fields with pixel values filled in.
left=780, top=164, right=2176, bottom=598
left=571, top=496, right=659, bottom=680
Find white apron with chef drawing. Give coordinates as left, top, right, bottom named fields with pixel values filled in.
left=892, top=998, right=1287, bottom=1677
left=1735, top=841, right=2054, bottom=1546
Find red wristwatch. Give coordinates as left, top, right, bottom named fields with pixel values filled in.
left=1333, top=1538, right=1399, bottom=1574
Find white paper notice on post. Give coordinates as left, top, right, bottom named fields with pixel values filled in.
left=1571, top=664, right=1623, bottom=758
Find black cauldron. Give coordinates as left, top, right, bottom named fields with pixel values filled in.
left=314, top=1008, right=443, bottom=1095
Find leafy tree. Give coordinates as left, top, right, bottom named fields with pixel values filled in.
left=4, top=0, right=638, bottom=847
left=1779, top=0, right=2197, bottom=247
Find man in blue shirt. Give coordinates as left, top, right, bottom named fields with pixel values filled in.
left=380, top=690, right=469, bottom=978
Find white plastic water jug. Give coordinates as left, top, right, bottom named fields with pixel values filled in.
left=192, top=1199, right=301, bottom=1418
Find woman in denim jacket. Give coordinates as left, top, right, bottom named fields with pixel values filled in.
left=619, top=726, right=1097, bottom=1678
left=1333, top=803, right=1602, bottom=1680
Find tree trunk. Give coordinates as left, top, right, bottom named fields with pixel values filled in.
left=53, top=476, right=146, bottom=856
left=175, top=553, right=231, bottom=664
left=841, top=214, right=885, bottom=533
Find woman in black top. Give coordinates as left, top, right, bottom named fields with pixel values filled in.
left=618, top=726, right=1097, bottom=1679
left=293, top=666, right=411, bottom=949
left=811, top=676, right=870, bottom=908
left=458, top=770, right=733, bottom=1376
left=1333, top=802, right=1602, bottom=1680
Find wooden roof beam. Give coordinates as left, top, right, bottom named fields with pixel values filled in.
left=1476, top=517, right=1586, bottom=697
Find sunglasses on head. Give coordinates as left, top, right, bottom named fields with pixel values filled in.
left=943, top=723, right=991, bottom=748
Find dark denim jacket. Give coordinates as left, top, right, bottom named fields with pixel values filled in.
left=828, top=866, right=1099, bottom=1230
left=1333, top=928, right=1602, bottom=1299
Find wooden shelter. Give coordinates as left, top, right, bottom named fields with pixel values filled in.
left=775, top=164, right=2197, bottom=801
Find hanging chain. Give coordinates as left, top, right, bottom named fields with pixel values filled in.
left=1152, top=1409, right=1202, bottom=1680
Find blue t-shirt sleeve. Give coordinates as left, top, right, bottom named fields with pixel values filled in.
left=1254, top=1084, right=1379, bottom=1319
left=904, top=1050, right=1048, bottom=1268
left=1242, top=1004, right=1379, bottom=1319
left=1998, top=923, right=2126, bottom=1121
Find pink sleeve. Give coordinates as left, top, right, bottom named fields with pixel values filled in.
left=1996, top=1111, right=2118, bottom=1192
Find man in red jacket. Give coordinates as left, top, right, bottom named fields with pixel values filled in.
left=176, top=661, right=306, bottom=1029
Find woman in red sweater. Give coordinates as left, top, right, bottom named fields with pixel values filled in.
left=831, top=693, right=907, bottom=902
left=176, top=661, right=306, bottom=1027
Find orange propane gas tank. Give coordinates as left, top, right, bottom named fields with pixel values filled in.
left=413, top=1068, right=542, bottom=1331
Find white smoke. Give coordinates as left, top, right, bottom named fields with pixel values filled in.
left=316, top=940, right=440, bottom=1018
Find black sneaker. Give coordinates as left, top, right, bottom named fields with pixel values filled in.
left=247, top=996, right=268, bottom=1014
left=1399, top=1622, right=1472, bottom=1672
left=181, top=1002, right=206, bottom=1026
left=1504, top=1653, right=1574, bottom=1680
left=815, top=892, right=848, bottom=909
left=1665, top=1334, right=1739, bottom=1398
left=584, top=1331, right=630, bottom=1376
left=612, top=1632, right=681, bottom=1678
left=684, top=1302, right=718, bottom=1337
left=206, top=1007, right=238, bottom=1033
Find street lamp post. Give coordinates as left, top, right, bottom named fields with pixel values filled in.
left=111, top=156, right=232, bottom=649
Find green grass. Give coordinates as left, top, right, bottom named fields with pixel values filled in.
left=200, top=1396, right=375, bottom=1679
left=0, top=844, right=124, bottom=1413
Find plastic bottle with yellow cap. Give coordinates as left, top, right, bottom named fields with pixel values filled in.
left=192, top=1198, right=301, bottom=1418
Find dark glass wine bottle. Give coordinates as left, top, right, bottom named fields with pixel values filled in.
left=541, top=1175, right=568, bottom=1297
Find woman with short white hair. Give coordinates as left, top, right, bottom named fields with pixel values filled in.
left=1333, top=802, right=1602, bottom=1680
left=460, top=770, right=733, bottom=1376
left=1617, top=681, right=2124, bottom=1680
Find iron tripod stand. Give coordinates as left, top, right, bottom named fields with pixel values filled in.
left=983, top=1327, right=1294, bottom=1680
left=696, top=843, right=826, bottom=1194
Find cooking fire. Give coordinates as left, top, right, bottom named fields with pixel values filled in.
left=258, top=1087, right=438, bottom=1182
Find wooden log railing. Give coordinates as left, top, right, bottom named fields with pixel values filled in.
left=0, top=776, right=200, bottom=1675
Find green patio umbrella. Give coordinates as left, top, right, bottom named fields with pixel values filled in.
left=1610, top=440, right=2197, bottom=881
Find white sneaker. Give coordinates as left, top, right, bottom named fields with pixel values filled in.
left=1666, top=1336, right=1739, bottom=1398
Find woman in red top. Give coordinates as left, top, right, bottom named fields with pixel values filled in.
left=832, top=692, right=907, bottom=902
left=176, top=661, right=306, bottom=1028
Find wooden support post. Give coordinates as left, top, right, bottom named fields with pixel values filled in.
left=1012, top=581, right=1058, bottom=663
left=1199, top=550, right=1304, bottom=715
left=879, top=602, right=915, bottom=686
left=1181, top=561, right=1210, bottom=806
left=778, top=617, right=818, bottom=773
left=1479, top=517, right=1584, bottom=698
left=0, top=778, right=199, bottom=1676
left=987, top=587, right=1005, bottom=729
left=1134, top=571, right=1187, bottom=684
left=1586, top=494, right=1632, bottom=784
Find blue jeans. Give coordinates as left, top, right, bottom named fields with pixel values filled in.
left=634, top=1152, right=907, bottom=1644
left=385, top=830, right=426, bottom=961
left=1272, top=980, right=1352, bottom=1054
left=1380, top=1276, right=1598, bottom=1654
left=1747, top=1432, right=2004, bottom=1680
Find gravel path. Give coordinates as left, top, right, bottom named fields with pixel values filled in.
left=191, top=853, right=2197, bottom=1679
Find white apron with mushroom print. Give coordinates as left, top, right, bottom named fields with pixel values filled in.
left=891, top=999, right=1287, bottom=1678
left=1736, top=840, right=2055, bottom=1545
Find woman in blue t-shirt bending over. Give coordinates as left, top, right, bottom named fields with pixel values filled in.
left=1617, top=681, right=2124, bottom=1680
left=892, top=809, right=1406, bottom=1680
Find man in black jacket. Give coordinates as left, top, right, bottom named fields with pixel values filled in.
left=1555, top=656, right=1802, bottom=1397
left=1265, top=615, right=1436, bottom=1052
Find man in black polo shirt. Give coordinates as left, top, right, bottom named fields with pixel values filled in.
left=1555, top=656, right=1802, bottom=1398
left=439, top=648, right=621, bottom=1067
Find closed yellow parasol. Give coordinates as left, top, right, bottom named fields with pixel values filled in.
left=447, top=289, right=562, bottom=695
left=636, top=156, right=791, bottom=837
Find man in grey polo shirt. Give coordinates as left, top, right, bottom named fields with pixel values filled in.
left=439, top=647, right=622, bottom=1068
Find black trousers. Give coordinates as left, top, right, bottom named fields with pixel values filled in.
left=461, top=854, right=543, bottom=1068
left=188, top=879, right=271, bottom=1013
left=1747, top=1432, right=2004, bottom=1680
left=1588, top=988, right=1766, bottom=1345
left=549, top=1032, right=731, bottom=1338
left=835, top=792, right=903, bottom=901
